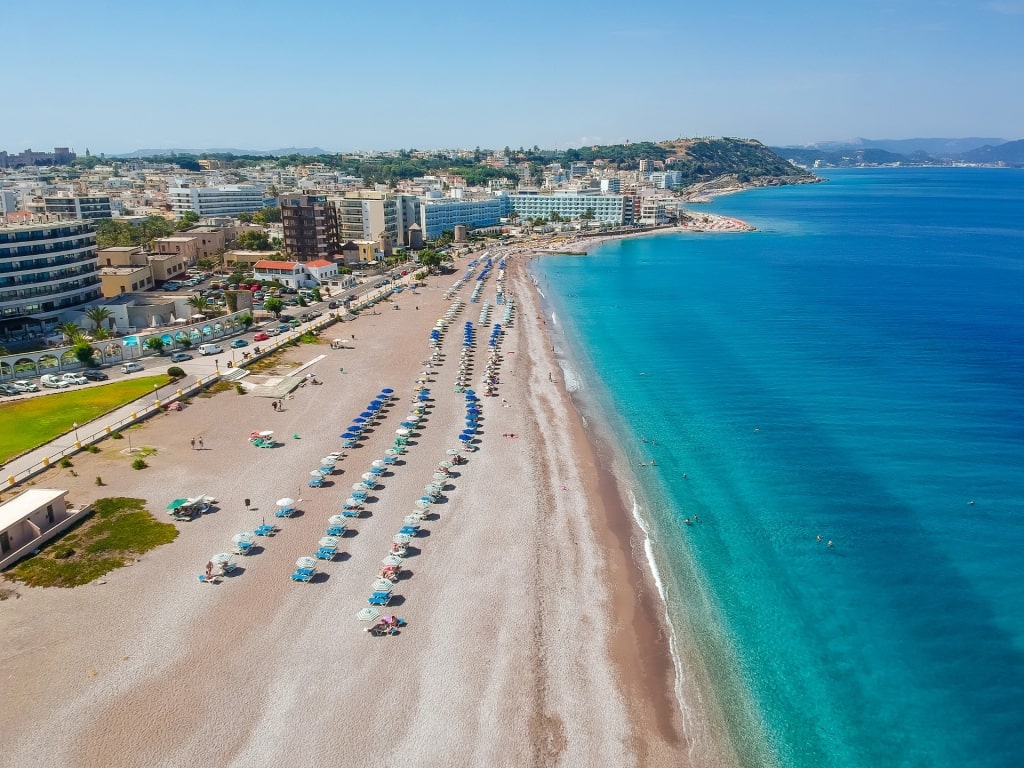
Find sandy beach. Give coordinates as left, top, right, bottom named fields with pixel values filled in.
left=0, top=249, right=732, bottom=767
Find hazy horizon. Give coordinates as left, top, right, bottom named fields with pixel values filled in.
left=2, top=0, right=1022, bottom=154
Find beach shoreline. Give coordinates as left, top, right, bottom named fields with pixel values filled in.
left=0, top=246, right=715, bottom=766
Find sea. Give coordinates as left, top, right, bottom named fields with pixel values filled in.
left=529, top=167, right=1024, bottom=768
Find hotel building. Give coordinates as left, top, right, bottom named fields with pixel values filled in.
left=510, top=192, right=634, bottom=225
left=0, top=221, right=102, bottom=335
left=168, top=185, right=264, bottom=217
left=419, top=195, right=513, bottom=239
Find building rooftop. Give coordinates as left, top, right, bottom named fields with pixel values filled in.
left=100, top=266, right=148, bottom=275
left=0, top=489, right=66, bottom=531
left=254, top=260, right=300, bottom=270
left=306, top=259, right=335, bottom=268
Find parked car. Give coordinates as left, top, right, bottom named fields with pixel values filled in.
left=81, top=369, right=109, bottom=381
left=12, top=380, right=39, bottom=393
left=61, top=372, right=88, bottom=385
left=308, top=310, right=322, bottom=318
left=276, top=324, right=291, bottom=333
left=265, top=328, right=281, bottom=337
left=41, top=374, right=71, bottom=389
left=0, top=384, right=21, bottom=396
left=170, top=352, right=193, bottom=363
left=253, top=332, right=270, bottom=342
left=121, top=362, right=145, bottom=374
left=230, top=338, right=248, bottom=348
left=198, top=343, right=223, bottom=356
left=327, top=301, right=339, bottom=309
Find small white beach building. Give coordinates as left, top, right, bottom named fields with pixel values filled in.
left=0, top=488, right=86, bottom=570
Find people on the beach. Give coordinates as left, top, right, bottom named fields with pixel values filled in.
left=190, top=437, right=196, bottom=450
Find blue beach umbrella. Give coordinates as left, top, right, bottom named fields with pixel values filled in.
left=360, top=411, right=374, bottom=419
left=380, top=388, right=394, bottom=395
left=352, top=417, right=367, bottom=424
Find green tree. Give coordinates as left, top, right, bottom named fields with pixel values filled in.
left=175, top=211, right=200, bottom=230
left=235, top=230, right=272, bottom=250
left=264, top=297, right=284, bottom=318
left=419, top=249, right=443, bottom=273
left=73, top=342, right=96, bottom=365
left=145, top=337, right=165, bottom=354
left=83, top=306, right=113, bottom=333
left=237, top=212, right=254, bottom=224
left=58, top=321, right=85, bottom=344
left=187, top=295, right=214, bottom=317
left=252, top=206, right=281, bottom=225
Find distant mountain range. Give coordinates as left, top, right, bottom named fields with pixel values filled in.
left=112, top=147, right=330, bottom=158
left=771, top=137, right=1024, bottom=168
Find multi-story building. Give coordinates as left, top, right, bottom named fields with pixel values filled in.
left=279, top=193, right=339, bottom=262
left=510, top=192, right=633, bottom=225
left=42, top=195, right=113, bottom=220
left=649, top=171, right=684, bottom=189
left=0, top=221, right=102, bottom=335
left=330, top=191, right=419, bottom=249
left=419, top=195, right=513, bottom=239
left=168, top=185, right=264, bottom=217
left=599, top=178, right=621, bottom=194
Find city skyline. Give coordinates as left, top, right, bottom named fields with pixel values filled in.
left=3, top=0, right=1023, bottom=154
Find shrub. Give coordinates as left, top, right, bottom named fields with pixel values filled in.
left=167, top=366, right=185, bottom=379
left=111, top=431, right=123, bottom=439
left=60, top=457, right=73, bottom=468
left=95, top=476, right=104, bottom=486
left=234, top=383, right=245, bottom=394
left=86, top=445, right=100, bottom=454
left=131, top=457, right=147, bottom=470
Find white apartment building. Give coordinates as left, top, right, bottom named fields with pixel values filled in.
left=329, top=191, right=420, bottom=249
left=510, top=192, right=633, bottom=225
left=419, top=195, right=513, bottom=239
left=168, top=185, right=264, bottom=217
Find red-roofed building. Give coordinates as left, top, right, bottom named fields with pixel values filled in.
left=304, top=259, right=339, bottom=283
left=253, top=260, right=307, bottom=289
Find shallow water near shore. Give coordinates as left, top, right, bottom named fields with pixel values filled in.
left=533, top=167, right=1024, bottom=768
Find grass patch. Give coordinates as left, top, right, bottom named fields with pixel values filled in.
left=298, top=331, right=321, bottom=344
left=198, top=380, right=233, bottom=397
left=4, top=497, right=178, bottom=588
left=0, top=376, right=168, bottom=463
left=246, top=351, right=293, bottom=374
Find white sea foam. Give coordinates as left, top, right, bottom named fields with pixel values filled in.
left=628, top=490, right=689, bottom=723
left=560, top=363, right=581, bottom=392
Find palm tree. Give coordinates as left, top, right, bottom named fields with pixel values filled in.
left=84, top=306, right=113, bottom=333
left=57, top=321, right=85, bottom=345
left=187, top=295, right=213, bottom=318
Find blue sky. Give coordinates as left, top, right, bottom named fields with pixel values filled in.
left=3, top=0, right=1022, bottom=153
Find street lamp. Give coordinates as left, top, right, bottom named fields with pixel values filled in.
left=73, top=422, right=79, bottom=441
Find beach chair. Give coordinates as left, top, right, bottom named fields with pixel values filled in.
left=254, top=524, right=278, bottom=536
left=326, top=524, right=346, bottom=536
left=290, top=568, right=316, bottom=583
left=399, top=525, right=420, bottom=536
left=275, top=507, right=296, bottom=518
left=233, top=541, right=254, bottom=555
left=367, top=592, right=392, bottom=606
left=308, top=476, right=324, bottom=488
left=315, top=546, right=336, bottom=561
left=341, top=508, right=361, bottom=518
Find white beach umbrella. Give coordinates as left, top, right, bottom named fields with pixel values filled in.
left=393, top=534, right=412, bottom=545
left=372, top=578, right=395, bottom=592
left=382, top=555, right=404, bottom=567
left=415, top=499, right=432, bottom=510
left=446, top=448, right=460, bottom=455
left=396, top=428, right=410, bottom=436
left=232, top=532, right=255, bottom=544
left=296, top=556, right=317, bottom=570
left=276, top=497, right=295, bottom=508
left=352, top=483, right=370, bottom=492
left=310, top=469, right=327, bottom=477
left=357, top=607, right=381, bottom=623
left=343, top=498, right=362, bottom=509
left=258, top=430, right=274, bottom=437
left=319, top=536, right=340, bottom=548
left=404, top=514, right=424, bottom=525
left=371, top=459, right=385, bottom=468
left=384, top=448, right=399, bottom=457
left=320, top=456, right=338, bottom=466
left=328, top=514, right=347, bottom=526
left=361, top=472, right=376, bottom=482
left=432, top=472, right=447, bottom=481
left=210, top=552, right=232, bottom=565
left=438, top=461, right=453, bottom=469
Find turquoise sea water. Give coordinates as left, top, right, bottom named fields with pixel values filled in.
left=531, top=168, right=1024, bottom=768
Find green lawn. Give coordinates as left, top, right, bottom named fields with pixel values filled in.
left=0, top=376, right=168, bottom=462
left=4, top=497, right=178, bottom=587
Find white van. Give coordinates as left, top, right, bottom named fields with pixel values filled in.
left=198, top=343, right=223, bottom=356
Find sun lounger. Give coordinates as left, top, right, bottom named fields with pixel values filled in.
left=367, top=592, right=392, bottom=606
left=341, top=509, right=361, bottom=518
left=275, top=507, right=296, bottom=518
left=326, top=524, right=346, bottom=536
left=233, top=541, right=254, bottom=555
left=315, top=546, right=337, bottom=560
left=290, top=568, right=316, bottom=583
left=254, top=524, right=278, bottom=536
left=399, top=526, right=420, bottom=536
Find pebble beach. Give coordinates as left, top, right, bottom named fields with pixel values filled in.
left=0, top=252, right=718, bottom=768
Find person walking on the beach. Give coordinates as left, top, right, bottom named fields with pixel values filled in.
left=190, top=437, right=195, bottom=450
left=198, top=436, right=204, bottom=450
